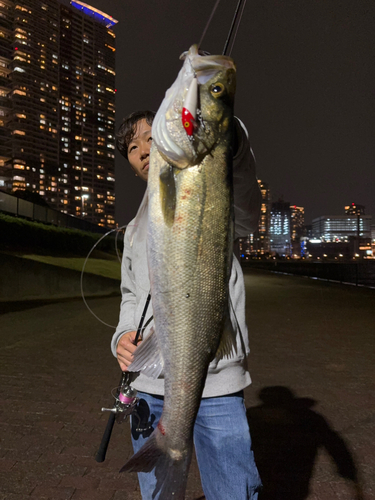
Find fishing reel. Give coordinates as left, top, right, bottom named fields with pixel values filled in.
left=101, top=372, right=151, bottom=432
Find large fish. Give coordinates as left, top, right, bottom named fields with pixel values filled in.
left=121, top=45, right=237, bottom=499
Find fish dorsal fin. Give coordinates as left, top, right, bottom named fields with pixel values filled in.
left=159, top=164, right=176, bottom=227
left=214, top=310, right=237, bottom=361
left=128, top=328, right=164, bottom=379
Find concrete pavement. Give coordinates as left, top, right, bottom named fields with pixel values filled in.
left=0, top=269, right=374, bottom=499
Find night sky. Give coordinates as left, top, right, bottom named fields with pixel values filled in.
left=79, top=0, right=375, bottom=226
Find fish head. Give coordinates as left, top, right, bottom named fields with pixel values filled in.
left=152, top=45, right=236, bottom=169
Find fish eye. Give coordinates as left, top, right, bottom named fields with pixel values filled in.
left=210, top=82, right=225, bottom=97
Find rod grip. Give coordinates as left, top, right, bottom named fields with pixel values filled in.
left=95, top=412, right=116, bottom=463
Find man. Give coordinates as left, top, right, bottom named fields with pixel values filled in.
left=112, top=110, right=262, bottom=500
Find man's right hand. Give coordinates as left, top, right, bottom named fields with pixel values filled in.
left=116, top=331, right=141, bottom=371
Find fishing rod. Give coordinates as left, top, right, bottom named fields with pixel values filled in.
left=223, top=0, right=247, bottom=56
left=95, top=292, right=152, bottom=463
left=199, top=0, right=248, bottom=56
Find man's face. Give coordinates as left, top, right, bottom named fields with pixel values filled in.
left=127, top=118, right=152, bottom=182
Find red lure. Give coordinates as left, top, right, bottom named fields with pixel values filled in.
left=181, top=76, right=198, bottom=136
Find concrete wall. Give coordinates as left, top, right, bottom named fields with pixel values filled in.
left=0, top=253, right=120, bottom=302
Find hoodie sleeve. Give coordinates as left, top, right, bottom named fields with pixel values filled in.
left=110, top=225, right=137, bottom=357
left=232, top=117, right=262, bottom=239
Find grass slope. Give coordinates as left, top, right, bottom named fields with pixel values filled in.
left=21, top=254, right=121, bottom=280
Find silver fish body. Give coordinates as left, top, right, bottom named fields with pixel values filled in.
left=121, top=45, right=237, bottom=499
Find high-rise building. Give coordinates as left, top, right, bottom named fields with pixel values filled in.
left=290, top=205, right=304, bottom=257
left=270, top=200, right=291, bottom=256
left=290, top=205, right=304, bottom=241
left=0, top=0, right=117, bottom=227
left=256, top=179, right=271, bottom=254
left=0, top=0, right=13, bottom=183
left=238, top=179, right=271, bottom=258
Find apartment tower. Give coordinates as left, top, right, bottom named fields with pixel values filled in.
left=0, top=0, right=117, bottom=227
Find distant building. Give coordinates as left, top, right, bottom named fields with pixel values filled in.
left=306, top=240, right=353, bottom=260
left=303, top=225, right=312, bottom=239
left=0, top=0, right=13, bottom=183
left=257, top=180, right=271, bottom=253
left=290, top=205, right=304, bottom=257
left=270, top=200, right=291, bottom=256
left=290, top=206, right=304, bottom=241
left=0, top=0, right=118, bottom=227
left=345, top=203, right=366, bottom=215
left=310, top=206, right=373, bottom=259
left=250, top=179, right=271, bottom=255
left=312, top=215, right=372, bottom=241
left=238, top=179, right=271, bottom=258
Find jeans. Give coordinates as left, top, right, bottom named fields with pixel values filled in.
left=131, top=391, right=262, bottom=500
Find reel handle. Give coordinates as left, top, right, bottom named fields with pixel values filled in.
left=95, top=371, right=128, bottom=463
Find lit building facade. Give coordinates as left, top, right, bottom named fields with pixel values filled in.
left=290, top=205, right=304, bottom=241
left=0, top=0, right=13, bottom=184
left=255, top=179, right=271, bottom=254
left=312, top=215, right=372, bottom=241
left=269, top=201, right=291, bottom=256
left=238, top=179, right=271, bottom=259
left=0, top=0, right=117, bottom=227
left=290, top=205, right=305, bottom=257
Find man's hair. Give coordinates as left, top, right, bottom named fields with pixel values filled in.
left=116, top=110, right=156, bottom=160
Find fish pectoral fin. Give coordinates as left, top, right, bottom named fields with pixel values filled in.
left=159, top=164, right=176, bottom=227
left=214, top=312, right=237, bottom=361
left=128, top=327, right=164, bottom=379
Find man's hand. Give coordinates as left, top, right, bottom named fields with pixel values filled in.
left=116, top=331, right=140, bottom=371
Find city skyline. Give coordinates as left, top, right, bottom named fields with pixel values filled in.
left=239, top=192, right=373, bottom=259
left=1, top=0, right=373, bottom=228
left=80, top=0, right=374, bottom=227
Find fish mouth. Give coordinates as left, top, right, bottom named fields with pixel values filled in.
left=152, top=44, right=236, bottom=169
left=181, top=44, right=236, bottom=84
left=179, top=44, right=235, bottom=68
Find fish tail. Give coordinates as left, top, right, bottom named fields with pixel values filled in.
left=120, top=427, right=192, bottom=500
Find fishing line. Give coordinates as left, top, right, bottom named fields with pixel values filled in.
left=114, top=225, right=124, bottom=263
left=80, top=225, right=126, bottom=328
left=222, top=0, right=246, bottom=56
left=227, top=0, right=247, bottom=57
left=199, top=0, right=221, bottom=50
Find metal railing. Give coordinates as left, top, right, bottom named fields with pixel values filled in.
left=242, top=259, right=375, bottom=288
left=0, top=190, right=108, bottom=234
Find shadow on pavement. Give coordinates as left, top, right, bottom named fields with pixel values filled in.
left=247, top=386, right=364, bottom=500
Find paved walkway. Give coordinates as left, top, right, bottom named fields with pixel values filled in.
left=0, top=270, right=374, bottom=499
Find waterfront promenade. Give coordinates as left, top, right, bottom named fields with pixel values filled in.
left=0, top=270, right=374, bottom=499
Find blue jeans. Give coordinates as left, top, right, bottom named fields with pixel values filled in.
left=131, top=391, right=262, bottom=500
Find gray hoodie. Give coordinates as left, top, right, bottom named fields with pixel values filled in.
left=111, top=118, right=261, bottom=398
